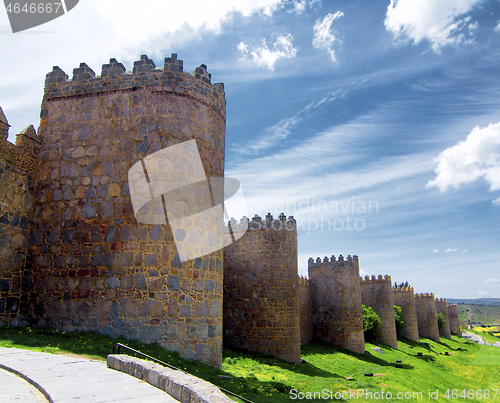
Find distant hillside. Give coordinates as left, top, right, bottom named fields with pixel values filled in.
left=447, top=298, right=500, bottom=306
left=456, top=304, right=500, bottom=325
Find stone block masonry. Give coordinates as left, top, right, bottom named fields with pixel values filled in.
left=435, top=298, right=451, bottom=339
left=392, top=286, right=419, bottom=343
left=107, top=354, right=233, bottom=402
left=415, top=293, right=440, bottom=342
left=298, top=276, right=313, bottom=345
left=447, top=304, right=460, bottom=335
left=0, top=108, right=41, bottom=326
left=22, top=54, right=226, bottom=368
left=223, top=213, right=301, bottom=363
left=360, top=275, right=398, bottom=349
left=309, top=255, right=365, bottom=354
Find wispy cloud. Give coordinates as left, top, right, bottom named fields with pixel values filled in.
left=445, top=248, right=459, bottom=252
left=426, top=121, right=500, bottom=203
left=433, top=249, right=439, bottom=253
left=384, top=0, right=482, bottom=52
left=312, top=11, right=344, bottom=61
left=237, top=116, right=299, bottom=154
left=483, top=278, right=499, bottom=284
left=232, top=89, right=346, bottom=155
left=460, top=249, right=468, bottom=254
left=238, top=34, right=298, bottom=70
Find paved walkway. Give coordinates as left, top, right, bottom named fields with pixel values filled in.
left=0, top=347, right=180, bottom=402
left=462, top=331, right=500, bottom=347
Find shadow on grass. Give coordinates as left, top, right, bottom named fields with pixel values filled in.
left=224, top=345, right=342, bottom=379
left=303, top=341, right=417, bottom=370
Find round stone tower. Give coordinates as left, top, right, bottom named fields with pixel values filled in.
left=308, top=255, right=365, bottom=354
left=223, top=213, right=301, bottom=363
left=25, top=53, right=226, bottom=368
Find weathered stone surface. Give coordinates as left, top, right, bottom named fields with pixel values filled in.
left=224, top=215, right=301, bottom=362
left=3, top=54, right=226, bottom=370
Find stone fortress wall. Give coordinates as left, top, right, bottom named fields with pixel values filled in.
left=223, top=214, right=301, bottom=363
left=0, top=53, right=463, bottom=367
left=447, top=304, right=460, bottom=335
left=435, top=298, right=451, bottom=339
left=415, top=293, right=440, bottom=342
left=23, top=54, right=226, bottom=368
left=360, top=275, right=398, bottom=349
left=392, top=286, right=419, bottom=342
left=0, top=108, right=41, bottom=327
left=298, top=276, right=313, bottom=345
left=308, top=255, right=365, bottom=354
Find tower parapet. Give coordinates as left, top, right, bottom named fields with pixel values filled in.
left=392, top=286, right=419, bottom=342
left=308, top=254, right=364, bottom=354
left=447, top=304, right=460, bottom=335
left=42, top=54, right=225, bottom=122
left=223, top=213, right=301, bottom=363
left=360, top=275, right=398, bottom=349
left=414, top=293, right=440, bottom=342
left=435, top=298, right=451, bottom=339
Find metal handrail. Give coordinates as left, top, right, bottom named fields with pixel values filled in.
left=112, top=343, right=254, bottom=403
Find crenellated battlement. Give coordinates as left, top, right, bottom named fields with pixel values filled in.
left=228, top=213, right=296, bottom=232
left=392, top=286, right=414, bottom=292
left=308, top=254, right=359, bottom=269
left=298, top=276, right=310, bottom=286
left=436, top=298, right=447, bottom=303
left=360, top=274, right=391, bottom=284
left=0, top=107, right=41, bottom=177
left=415, top=293, right=435, bottom=299
left=42, top=53, right=225, bottom=118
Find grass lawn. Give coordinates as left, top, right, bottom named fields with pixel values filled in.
left=1, top=327, right=500, bottom=402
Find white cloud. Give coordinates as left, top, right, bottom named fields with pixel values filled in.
left=238, top=34, right=298, bottom=70
left=445, top=248, right=459, bottom=252
left=433, top=249, right=439, bottom=253
left=312, top=11, right=344, bottom=62
left=496, top=21, right=500, bottom=32
left=0, top=0, right=286, bottom=139
left=292, top=0, right=307, bottom=14
left=483, top=278, right=499, bottom=284
left=469, top=21, right=479, bottom=31
left=88, top=0, right=284, bottom=44
left=426, top=121, right=500, bottom=203
left=460, top=249, right=468, bottom=254
left=384, top=0, right=482, bottom=52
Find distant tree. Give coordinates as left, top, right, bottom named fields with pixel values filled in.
left=437, top=312, right=445, bottom=329
left=362, top=305, right=381, bottom=342
left=394, top=305, right=405, bottom=336
left=394, top=281, right=411, bottom=289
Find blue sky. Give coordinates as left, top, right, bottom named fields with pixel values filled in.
left=1, top=0, right=500, bottom=298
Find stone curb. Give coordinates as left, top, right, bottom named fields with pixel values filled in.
left=107, top=355, right=233, bottom=403
left=0, top=363, right=53, bottom=403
